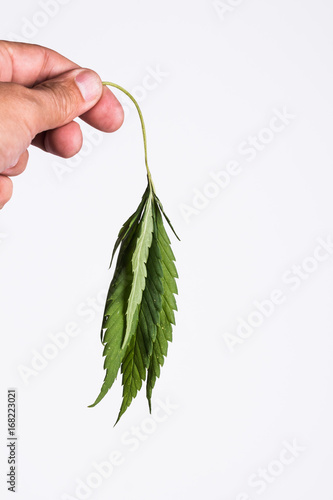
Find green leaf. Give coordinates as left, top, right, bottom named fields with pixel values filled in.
left=122, top=191, right=154, bottom=348
left=146, top=204, right=178, bottom=411
left=115, top=209, right=164, bottom=422
left=90, top=193, right=178, bottom=416
left=89, top=208, right=142, bottom=407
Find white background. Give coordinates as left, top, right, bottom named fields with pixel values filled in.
left=1, top=0, right=333, bottom=499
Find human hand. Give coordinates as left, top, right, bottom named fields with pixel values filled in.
left=0, top=41, right=124, bottom=209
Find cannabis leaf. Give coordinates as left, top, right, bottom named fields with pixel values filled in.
left=146, top=206, right=178, bottom=412
left=90, top=82, right=179, bottom=423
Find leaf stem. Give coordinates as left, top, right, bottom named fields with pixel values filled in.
left=102, top=81, right=155, bottom=193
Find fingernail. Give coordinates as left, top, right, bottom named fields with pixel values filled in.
left=75, top=70, right=102, bottom=102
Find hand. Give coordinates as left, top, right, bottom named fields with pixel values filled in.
left=0, top=41, right=124, bottom=209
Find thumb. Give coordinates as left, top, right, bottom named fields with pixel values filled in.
left=27, top=68, right=103, bottom=135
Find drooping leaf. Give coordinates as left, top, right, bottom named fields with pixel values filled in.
left=116, top=213, right=163, bottom=422
left=90, top=81, right=179, bottom=422
left=146, top=204, right=178, bottom=411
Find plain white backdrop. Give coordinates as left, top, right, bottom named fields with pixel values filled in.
left=1, top=0, right=333, bottom=498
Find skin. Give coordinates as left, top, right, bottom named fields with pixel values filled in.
left=0, top=41, right=124, bottom=209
